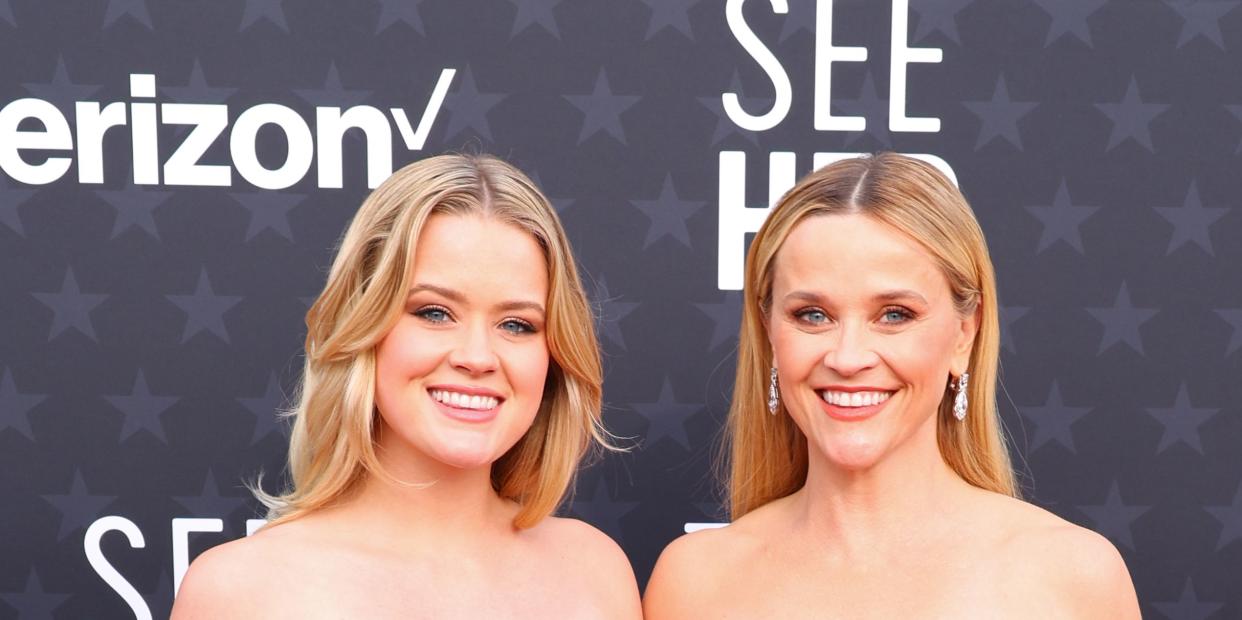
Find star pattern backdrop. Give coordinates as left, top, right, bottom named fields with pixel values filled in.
left=0, top=0, right=1240, bottom=618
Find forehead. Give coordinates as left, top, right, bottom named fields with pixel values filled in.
left=411, top=213, right=548, bottom=297
left=772, top=213, right=949, bottom=301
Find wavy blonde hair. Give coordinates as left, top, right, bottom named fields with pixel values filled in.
left=259, top=154, right=606, bottom=529
left=727, top=152, right=1018, bottom=519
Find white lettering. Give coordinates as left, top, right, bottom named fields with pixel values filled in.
left=162, top=103, right=231, bottom=186
left=723, top=0, right=792, bottom=131
left=0, top=98, right=73, bottom=185
left=75, top=101, right=127, bottom=184
left=131, top=74, right=160, bottom=184
left=317, top=105, right=392, bottom=189
left=814, top=0, right=867, bottom=131
left=391, top=67, right=456, bottom=153
left=889, top=0, right=942, bottom=132
left=85, top=516, right=152, bottom=620
left=230, top=104, right=313, bottom=190
left=171, top=517, right=223, bottom=596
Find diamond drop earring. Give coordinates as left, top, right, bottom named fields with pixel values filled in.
left=767, top=367, right=779, bottom=415
left=952, top=372, right=970, bottom=421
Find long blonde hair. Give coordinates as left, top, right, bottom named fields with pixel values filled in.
left=727, top=153, right=1017, bottom=519
left=259, top=154, right=606, bottom=529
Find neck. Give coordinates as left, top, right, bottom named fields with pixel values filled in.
left=791, top=417, right=972, bottom=556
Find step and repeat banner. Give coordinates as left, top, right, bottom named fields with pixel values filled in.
left=2, top=0, right=1240, bottom=617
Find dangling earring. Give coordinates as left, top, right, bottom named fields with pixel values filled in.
left=952, top=372, right=970, bottom=421
left=767, top=367, right=779, bottom=415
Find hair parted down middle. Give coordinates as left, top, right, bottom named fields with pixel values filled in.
left=726, top=152, right=1018, bottom=520
left=256, top=154, right=608, bottom=530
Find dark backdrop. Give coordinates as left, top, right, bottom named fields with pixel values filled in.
left=1, top=1, right=1240, bottom=618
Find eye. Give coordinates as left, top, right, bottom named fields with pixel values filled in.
left=499, top=318, right=536, bottom=335
left=413, top=305, right=452, bottom=324
left=879, top=306, right=915, bottom=324
left=793, top=308, right=830, bottom=325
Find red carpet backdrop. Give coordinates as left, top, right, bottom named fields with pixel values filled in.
left=1, top=0, right=1240, bottom=618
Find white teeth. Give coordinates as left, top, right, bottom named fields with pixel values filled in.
left=430, top=389, right=499, bottom=411
left=820, top=390, right=893, bottom=408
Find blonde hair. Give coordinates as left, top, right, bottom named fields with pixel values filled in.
left=259, top=154, right=606, bottom=529
left=727, top=153, right=1017, bottom=519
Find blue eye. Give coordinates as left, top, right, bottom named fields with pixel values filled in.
left=795, top=308, right=829, bottom=325
left=880, top=307, right=915, bottom=324
left=500, top=318, right=535, bottom=335
left=414, top=306, right=451, bottom=323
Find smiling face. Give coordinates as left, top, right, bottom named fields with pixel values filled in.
left=767, top=213, right=977, bottom=472
left=373, top=213, right=550, bottom=473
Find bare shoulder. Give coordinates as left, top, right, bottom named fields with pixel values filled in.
left=528, top=516, right=641, bottom=618
left=643, top=506, right=771, bottom=619
left=992, top=496, right=1140, bottom=618
left=169, top=525, right=282, bottom=619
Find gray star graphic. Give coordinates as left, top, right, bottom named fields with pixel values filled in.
left=1020, top=381, right=1091, bottom=453
left=1207, top=481, right=1242, bottom=550
left=1087, top=282, right=1158, bottom=355
left=41, top=470, right=117, bottom=541
left=162, top=59, right=237, bottom=104
left=527, top=170, right=574, bottom=215
left=1146, top=383, right=1217, bottom=454
left=106, top=369, right=178, bottom=443
left=963, top=75, right=1038, bottom=150
left=103, top=0, right=151, bottom=28
left=694, top=293, right=742, bottom=350
left=441, top=67, right=506, bottom=142
left=1095, top=78, right=1169, bottom=152
left=697, top=72, right=763, bottom=147
left=23, top=55, right=102, bottom=111
left=570, top=477, right=637, bottom=541
left=507, top=0, right=561, bottom=38
left=241, top=373, right=290, bottom=444
left=240, top=0, right=288, bottom=32
left=375, top=0, right=425, bottom=35
left=564, top=70, right=639, bottom=145
left=229, top=191, right=303, bottom=241
left=294, top=62, right=371, bottom=108
left=174, top=470, right=251, bottom=519
left=776, top=0, right=814, bottom=42
left=910, top=0, right=973, bottom=43
left=1166, top=0, right=1238, bottom=49
left=999, top=305, right=1030, bottom=354
left=1153, top=181, right=1227, bottom=255
left=642, top=0, right=695, bottom=39
left=835, top=71, right=891, bottom=148
left=631, top=174, right=705, bottom=249
left=1029, top=0, right=1108, bottom=47
left=1214, top=309, right=1242, bottom=355
left=0, top=177, right=36, bottom=236
left=593, top=276, right=638, bottom=351
left=1077, top=481, right=1149, bottom=550
left=0, top=367, right=46, bottom=441
left=166, top=269, right=242, bottom=343
left=32, top=268, right=108, bottom=342
left=0, top=0, right=13, bottom=26
left=0, top=571, right=70, bottom=618
left=630, top=379, right=701, bottom=450
left=1152, top=578, right=1224, bottom=620
left=96, top=186, right=172, bottom=240
left=1025, top=180, right=1100, bottom=253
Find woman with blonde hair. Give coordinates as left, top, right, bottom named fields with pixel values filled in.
left=645, top=153, right=1138, bottom=618
left=173, top=154, right=640, bottom=618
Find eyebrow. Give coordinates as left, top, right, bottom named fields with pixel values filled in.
left=784, top=289, right=929, bottom=306
left=408, top=283, right=546, bottom=316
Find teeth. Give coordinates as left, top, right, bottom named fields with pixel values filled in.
left=820, top=390, right=893, bottom=408
left=430, top=390, right=499, bottom=411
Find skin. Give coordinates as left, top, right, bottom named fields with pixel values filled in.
left=645, top=213, right=1139, bottom=619
left=172, top=214, right=641, bottom=619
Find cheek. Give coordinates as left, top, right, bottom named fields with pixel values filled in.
left=505, top=340, right=550, bottom=398
left=375, top=324, right=443, bottom=391
left=879, top=325, right=957, bottom=388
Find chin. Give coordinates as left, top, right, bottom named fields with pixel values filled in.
left=819, top=436, right=887, bottom=471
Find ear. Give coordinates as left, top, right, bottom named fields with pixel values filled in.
left=950, top=306, right=980, bottom=377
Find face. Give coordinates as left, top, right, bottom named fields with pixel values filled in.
left=373, top=213, right=550, bottom=473
left=767, top=213, right=976, bottom=471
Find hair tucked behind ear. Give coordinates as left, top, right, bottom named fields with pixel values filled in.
left=254, top=154, right=609, bottom=530
left=725, top=153, right=1017, bottom=520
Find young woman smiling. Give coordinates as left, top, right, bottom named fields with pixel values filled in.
left=644, top=154, right=1139, bottom=619
left=172, top=155, right=640, bottom=618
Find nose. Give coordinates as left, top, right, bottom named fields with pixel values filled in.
left=448, top=323, right=499, bottom=376
left=822, top=320, right=879, bottom=377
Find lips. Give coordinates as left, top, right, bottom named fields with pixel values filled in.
left=819, top=390, right=893, bottom=408
left=816, top=387, right=897, bottom=421
left=429, top=389, right=500, bottom=411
